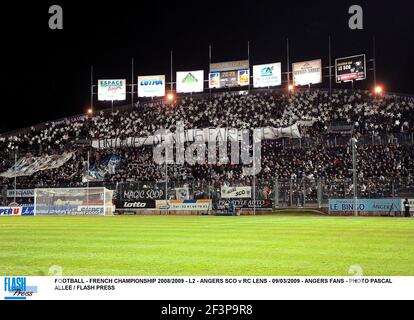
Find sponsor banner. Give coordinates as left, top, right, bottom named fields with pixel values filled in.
left=238, top=70, right=250, bottom=86
left=329, top=199, right=402, bottom=212
left=117, top=200, right=156, bottom=210
left=253, top=63, right=282, bottom=88
left=3, top=276, right=412, bottom=300
left=292, top=59, right=322, bottom=86
left=35, top=205, right=105, bottom=216
left=138, top=75, right=166, bottom=98
left=208, top=72, right=220, bottom=89
left=92, top=124, right=302, bottom=149
left=82, top=155, right=123, bottom=183
left=98, top=80, right=126, bottom=101
left=176, top=71, right=204, bottom=93
left=221, top=187, right=252, bottom=199
left=218, top=199, right=272, bottom=209
left=210, top=60, right=249, bottom=73
left=122, top=188, right=165, bottom=201
left=336, top=54, right=366, bottom=83
left=401, top=199, right=414, bottom=213
left=156, top=200, right=212, bottom=211
left=7, top=189, right=34, bottom=198
left=0, top=206, right=34, bottom=216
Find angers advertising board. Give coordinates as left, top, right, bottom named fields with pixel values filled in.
left=176, top=71, right=204, bottom=93
left=138, top=75, right=166, bottom=98
left=253, top=63, right=282, bottom=88
left=98, top=80, right=126, bottom=101
left=335, top=54, right=366, bottom=83
left=292, top=59, right=322, bottom=86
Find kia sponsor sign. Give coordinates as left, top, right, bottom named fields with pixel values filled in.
left=221, top=187, right=252, bottom=199
left=292, top=59, right=322, bottom=86
left=253, top=63, right=282, bottom=88
left=98, top=80, right=126, bottom=101
left=176, top=71, right=204, bottom=93
left=138, top=75, right=166, bottom=98
left=335, top=54, right=366, bottom=83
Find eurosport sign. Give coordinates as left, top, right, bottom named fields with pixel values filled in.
left=176, top=71, right=204, bottom=93
left=253, top=63, right=282, bottom=88
left=292, top=59, right=322, bottom=86
left=329, top=199, right=402, bottom=212
left=0, top=206, right=34, bottom=216
left=138, top=75, right=166, bottom=98
left=336, top=54, right=366, bottom=83
left=209, top=70, right=250, bottom=89
left=98, top=80, right=126, bottom=101
left=221, top=187, right=252, bottom=199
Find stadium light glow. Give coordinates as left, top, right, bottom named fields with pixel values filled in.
left=374, top=86, right=383, bottom=95
left=167, top=93, right=175, bottom=102
left=87, top=108, right=93, bottom=115
left=288, top=84, right=295, bottom=92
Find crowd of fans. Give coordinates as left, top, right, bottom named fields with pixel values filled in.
left=0, top=89, right=413, bottom=202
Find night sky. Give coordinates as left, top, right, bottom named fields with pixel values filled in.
left=2, top=0, right=413, bottom=133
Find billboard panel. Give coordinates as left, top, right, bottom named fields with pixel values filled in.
left=210, top=60, right=249, bottom=72
left=292, top=59, right=322, bottom=86
left=220, top=71, right=238, bottom=88
left=98, top=80, right=126, bottom=101
left=253, top=63, right=282, bottom=88
left=209, top=73, right=220, bottom=89
left=335, top=54, right=366, bottom=83
left=176, top=71, right=204, bottom=93
left=221, top=187, right=252, bottom=199
left=138, top=75, right=166, bottom=98
left=238, top=70, right=250, bottom=86
left=329, top=199, right=401, bottom=212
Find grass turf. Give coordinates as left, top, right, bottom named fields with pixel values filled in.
left=0, top=214, right=413, bottom=276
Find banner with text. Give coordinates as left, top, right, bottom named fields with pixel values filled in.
left=138, top=75, right=166, bottom=98
left=253, top=63, right=282, bottom=88
left=98, top=80, right=126, bottom=101
left=293, top=59, right=322, bottom=86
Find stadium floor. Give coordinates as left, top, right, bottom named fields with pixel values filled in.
left=1, top=214, right=413, bottom=276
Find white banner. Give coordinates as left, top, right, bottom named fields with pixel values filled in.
left=92, top=124, right=302, bottom=149
left=253, top=63, right=282, bottom=88
left=176, top=71, right=204, bottom=93
left=156, top=200, right=212, bottom=211
left=98, top=80, right=126, bottom=101
left=293, top=59, right=322, bottom=86
left=7, top=189, right=34, bottom=198
left=221, top=187, right=252, bottom=199
left=1, top=276, right=413, bottom=300
left=138, top=75, right=166, bottom=98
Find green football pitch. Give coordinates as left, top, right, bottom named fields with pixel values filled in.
left=0, top=213, right=413, bottom=276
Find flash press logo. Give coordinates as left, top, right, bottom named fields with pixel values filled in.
left=4, top=277, right=38, bottom=300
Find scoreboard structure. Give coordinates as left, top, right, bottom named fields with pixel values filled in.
left=335, top=54, right=366, bottom=83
